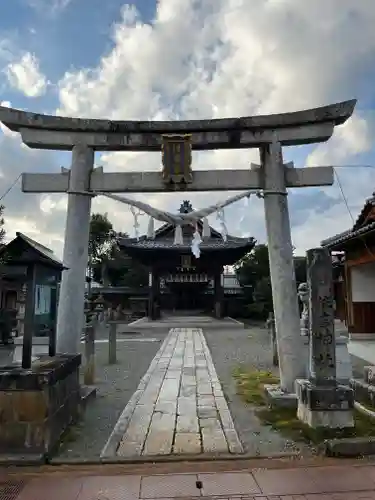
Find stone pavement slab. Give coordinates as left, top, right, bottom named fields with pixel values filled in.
left=12, top=464, right=375, bottom=499
left=128, top=315, right=245, bottom=330
left=101, top=327, right=243, bottom=458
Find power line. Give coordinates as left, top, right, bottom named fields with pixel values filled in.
left=333, top=167, right=375, bottom=258
left=310, top=164, right=375, bottom=169
left=0, top=174, right=21, bottom=203
left=333, top=168, right=354, bottom=224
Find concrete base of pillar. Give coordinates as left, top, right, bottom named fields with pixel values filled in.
left=297, top=403, right=354, bottom=428
left=263, top=384, right=297, bottom=409
left=295, top=379, right=354, bottom=429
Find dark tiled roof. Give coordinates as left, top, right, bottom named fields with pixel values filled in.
left=353, top=193, right=375, bottom=230
left=118, top=235, right=254, bottom=252
left=16, top=232, right=63, bottom=267
left=153, top=220, right=223, bottom=240
left=321, top=223, right=375, bottom=248
left=321, top=188, right=375, bottom=248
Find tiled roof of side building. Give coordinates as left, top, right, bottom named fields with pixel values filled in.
left=321, top=223, right=375, bottom=248
left=16, top=232, right=63, bottom=266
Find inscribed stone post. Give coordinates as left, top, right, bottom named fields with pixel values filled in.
left=295, top=247, right=354, bottom=428
left=307, top=248, right=336, bottom=386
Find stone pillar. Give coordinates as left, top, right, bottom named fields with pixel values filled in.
left=295, top=247, right=354, bottom=428
left=155, top=273, right=161, bottom=319
left=22, top=265, right=37, bottom=369
left=262, top=141, right=305, bottom=393
left=214, top=271, right=223, bottom=319
left=148, top=270, right=160, bottom=320
left=308, top=248, right=336, bottom=386
left=56, top=144, right=94, bottom=354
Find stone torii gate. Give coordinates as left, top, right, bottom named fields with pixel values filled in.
left=0, top=100, right=356, bottom=394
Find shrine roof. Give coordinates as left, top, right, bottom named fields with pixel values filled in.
left=321, top=190, right=375, bottom=249
left=0, top=232, right=63, bottom=268
left=118, top=199, right=255, bottom=254
left=118, top=235, right=255, bottom=252
left=16, top=232, right=63, bottom=266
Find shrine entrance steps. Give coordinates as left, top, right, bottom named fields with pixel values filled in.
left=100, top=327, right=243, bottom=458
left=128, top=315, right=244, bottom=330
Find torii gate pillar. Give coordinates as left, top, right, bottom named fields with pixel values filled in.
left=56, top=144, right=94, bottom=354
left=262, top=141, right=305, bottom=393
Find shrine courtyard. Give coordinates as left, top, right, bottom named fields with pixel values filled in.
left=49, top=316, right=310, bottom=462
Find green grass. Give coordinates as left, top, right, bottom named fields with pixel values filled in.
left=232, top=366, right=279, bottom=406
left=233, top=366, right=375, bottom=445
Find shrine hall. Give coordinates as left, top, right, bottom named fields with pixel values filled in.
left=118, top=201, right=255, bottom=319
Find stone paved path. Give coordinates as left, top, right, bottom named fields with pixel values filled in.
left=101, top=327, right=243, bottom=457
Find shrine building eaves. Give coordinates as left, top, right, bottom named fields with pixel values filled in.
left=0, top=100, right=356, bottom=151
left=321, top=224, right=375, bottom=249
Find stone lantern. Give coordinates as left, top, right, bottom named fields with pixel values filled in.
left=94, top=294, right=105, bottom=321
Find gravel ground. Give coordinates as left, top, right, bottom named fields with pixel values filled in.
left=5, top=319, right=368, bottom=461
left=203, top=322, right=314, bottom=457
left=55, top=325, right=168, bottom=459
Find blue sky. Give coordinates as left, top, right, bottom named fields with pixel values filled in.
left=0, top=0, right=375, bottom=257
left=0, top=0, right=155, bottom=109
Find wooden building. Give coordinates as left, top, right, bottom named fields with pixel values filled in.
left=322, top=192, right=375, bottom=339
left=118, top=201, right=255, bottom=319
left=0, top=232, right=63, bottom=341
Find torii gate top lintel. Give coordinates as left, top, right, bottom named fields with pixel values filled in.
left=0, top=99, right=356, bottom=151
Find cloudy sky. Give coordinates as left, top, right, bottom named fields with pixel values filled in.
left=0, top=0, right=375, bottom=258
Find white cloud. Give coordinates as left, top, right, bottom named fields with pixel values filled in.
left=5, top=52, right=47, bottom=97
left=27, top=0, right=73, bottom=15
left=2, top=0, right=375, bottom=257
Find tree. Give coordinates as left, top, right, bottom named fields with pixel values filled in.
left=234, top=243, right=306, bottom=319
left=88, top=213, right=114, bottom=264
left=235, top=244, right=272, bottom=319
left=87, top=212, right=116, bottom=290
left=89, top=215, right=149, bottom=288
left=0, top=205, right=5, bottom=244
left=294, top=256, right=307, bottom=285
left=0, top=205, right=7, bottom=264
left=235, top=244, right=270, bottom=290
left=92, top=243, right=149, bottom=288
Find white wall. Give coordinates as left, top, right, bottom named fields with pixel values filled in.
left=351, top=262, right=375, bottom=302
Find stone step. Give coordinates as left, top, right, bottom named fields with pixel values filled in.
left=350, top=378, right=375, bottom=408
